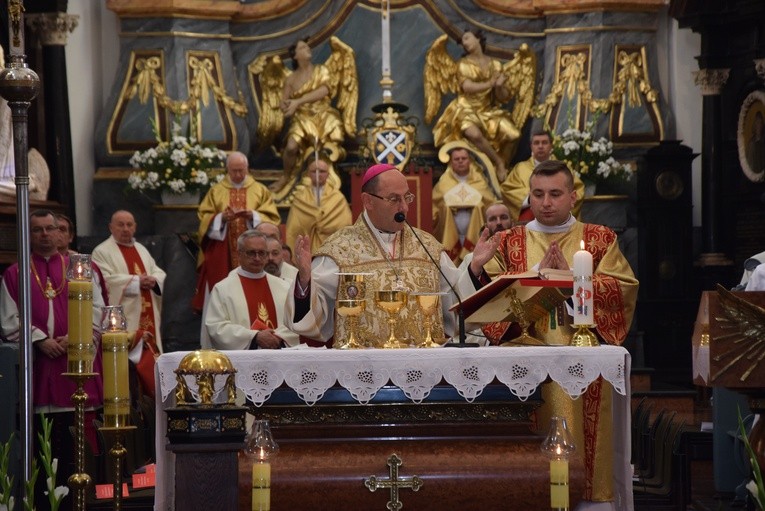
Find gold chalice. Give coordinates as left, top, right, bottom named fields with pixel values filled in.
left=375, top=290, right=408, bottom=349
left=411, top=292, right=447, bottom=348
left=335, top=299, right=366, bottom=349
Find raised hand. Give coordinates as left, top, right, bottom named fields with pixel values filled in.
left=470, top=228, right=499, bottom=275
left=295, top=234, right=312, bottom=288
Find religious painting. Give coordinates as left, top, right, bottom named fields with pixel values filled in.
left=737, top=90, right=765, bottom=183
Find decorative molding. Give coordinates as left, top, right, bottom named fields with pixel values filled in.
left=693, top=68, right=730, bottom=96
left=25, top=13, right=79, bottom=46
left=755, top=59, right=765, bottom=86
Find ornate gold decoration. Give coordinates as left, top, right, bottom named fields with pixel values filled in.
left=364, top=454, right=423, bottom=509
left=569, top=324, right=599, bottom=347
left=174, top=349, right=238, bottom=406
left=499, top=288, right=546, bottom=347
left=711, top=284, right=765, bottom=383
left=9, top=0, right=24, bottom=48
left=249, top=35, right=358, bottom=197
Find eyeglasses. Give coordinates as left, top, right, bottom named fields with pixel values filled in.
left=366, top=191, right=415, bottom=205
left=240, top=249, right=268, bottom=259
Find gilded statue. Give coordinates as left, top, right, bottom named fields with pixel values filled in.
left=424, top=30, right=536, bottom=182
left=252, top=36, right=358, bottom=194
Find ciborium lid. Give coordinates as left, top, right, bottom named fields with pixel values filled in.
left=174, top=349, right=236, bottom=376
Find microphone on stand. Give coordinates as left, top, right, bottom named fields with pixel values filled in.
left=394, top=212, right=478, bottom=347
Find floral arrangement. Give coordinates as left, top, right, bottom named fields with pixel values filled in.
left=0, top=415, right=68, bottom=511
left=127, top=120, right=227, bottom=195
left=551, top=118, right=633, bottom=187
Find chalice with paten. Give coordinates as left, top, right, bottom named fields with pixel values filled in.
left=411, top=292, right=447, bottom=348
left=335, top=273, right=372, bottom=349
left=375, top=290, right=408, bottom=349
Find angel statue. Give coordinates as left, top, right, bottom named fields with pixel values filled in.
left=425, top=30, right=536, bottom=183
left=253, top=36, right=358, bottom=195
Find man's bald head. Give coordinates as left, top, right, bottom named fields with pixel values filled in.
left=256, top=222, right=281, bottom=242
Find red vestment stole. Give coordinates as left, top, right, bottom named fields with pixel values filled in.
left=227, top=188, right=248, bottom=269
left=239, top=276, right=278, bottom=330
left=116, top=244, right=158, bottom=343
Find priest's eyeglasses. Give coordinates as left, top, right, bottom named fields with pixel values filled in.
left=367, top=191, right=415, bottom=205
left=240, top=249, right=268, bottom=259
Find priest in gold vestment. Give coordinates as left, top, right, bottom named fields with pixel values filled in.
left=432, top=147, right=496, bottom=264
left=192, top=152, right=280, bottom=312
left=284, top=158, right=352, bottom=254
left=484, top=161, right=638, bottom=505
left=285, top=163, right=498, bottom=345
left=501, top=131, right=585, bottom=222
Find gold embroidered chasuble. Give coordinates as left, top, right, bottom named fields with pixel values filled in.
left=315, top=216, right=446, bottom=344
left=284, top=181, right=353, bottom=253
left=432, top=163, right=496, bottom=264
left=484, top=222, right=638, bottom=502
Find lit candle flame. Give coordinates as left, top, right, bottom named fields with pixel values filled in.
left=580, top=240, right=585, bottom=250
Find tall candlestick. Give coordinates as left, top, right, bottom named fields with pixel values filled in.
left=572, top=240, right=594, bottom=326
left=314, top=145, right=321, bottom=207
left=101, top=306, right=130, bottom=428
left=380, top=0, right=393, bottom=101
left=67, top=255, right=94, bottom=374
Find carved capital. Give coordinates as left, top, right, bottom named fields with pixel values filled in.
left=693, top=68, right=730, bottom=96
left=754, top=59, right=765, bottom=86
left=25, top=13, right=79, bottom=46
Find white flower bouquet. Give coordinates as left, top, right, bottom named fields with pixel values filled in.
left=552, top=118, right=633, bottom=186
left=127, top=121, right=226, bottom=195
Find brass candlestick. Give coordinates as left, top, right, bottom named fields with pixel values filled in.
left=99, top=426, right=136, bottom=511
left=569, top=324, right=599, bottom=347
left=62, top=372, right=97, bottom=511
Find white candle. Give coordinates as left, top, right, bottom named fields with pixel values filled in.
left=573, top=240, right=594, bottom=326
left=381, top=0, right=390, bottom=77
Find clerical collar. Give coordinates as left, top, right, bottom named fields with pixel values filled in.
left=526, top=214, right=577, bottom=234
left=113, top=236, right=135, bottom=247
left=237, top=267, right=266, bottom=279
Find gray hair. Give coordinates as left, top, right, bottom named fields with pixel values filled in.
left=237, top=230, right=268, bottom=251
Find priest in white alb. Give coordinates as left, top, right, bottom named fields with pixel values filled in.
left=205, top=230, right=299, bottom=349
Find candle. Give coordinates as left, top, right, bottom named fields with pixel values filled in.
left=572, top=240, right=594, bottom=326
left=550, top=458, right=569, bottom=508
left=102, top=330, right=130, bottom=427
left=252, top=461, right=271, bottom=511
left=67, top=278, right=94, bottom=373
left=381, top=0, right=390, bottom=77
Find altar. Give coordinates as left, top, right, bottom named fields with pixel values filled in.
left=154, top=346, right=632, bottom=511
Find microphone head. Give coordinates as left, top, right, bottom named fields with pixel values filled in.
left=394, top=212, right=406, bottom=223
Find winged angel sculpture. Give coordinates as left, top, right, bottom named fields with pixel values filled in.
left=425, top=31, right=536, bottom=182
left=252, top=36, right=358, bottom=194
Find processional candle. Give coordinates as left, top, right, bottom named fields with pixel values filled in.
left=572, top=240, right=594, bottom=326
left=101, top=305, right=130, bottom=428
left=67, top=254, right=95, bottom=373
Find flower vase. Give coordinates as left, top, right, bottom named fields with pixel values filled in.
left=160, top=190, right=200, bottom=205
left=584, top=182, right=597, bottom=197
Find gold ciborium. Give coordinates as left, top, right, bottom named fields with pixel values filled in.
left=336, top=299, right=366, bottom=349
left=375, top=289, right=408, bottom=349
left=412, top=292, right=447, bottom=348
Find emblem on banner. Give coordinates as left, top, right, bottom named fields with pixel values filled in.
left=372, top=128, right=412, bottom=168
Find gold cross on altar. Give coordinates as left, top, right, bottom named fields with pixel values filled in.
left=364, top=454, right=422, bottom=510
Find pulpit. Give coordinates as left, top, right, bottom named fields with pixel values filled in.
left=349, top=164, right=433, bottom=232
left=154, top=346, right=633, bottom=511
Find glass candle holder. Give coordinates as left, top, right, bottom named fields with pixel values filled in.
left=101, top=305, right=130, bottom=428
left=67, top=254, right=94, bottom=374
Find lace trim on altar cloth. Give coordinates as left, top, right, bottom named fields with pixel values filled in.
left=157, top=346, right=629, bottom=407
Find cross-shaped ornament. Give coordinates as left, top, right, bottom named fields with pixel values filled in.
left=364, top=453, right=422, bottom=510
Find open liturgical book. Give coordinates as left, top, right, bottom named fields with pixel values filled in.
left=454, top=268, right=574, bottom=324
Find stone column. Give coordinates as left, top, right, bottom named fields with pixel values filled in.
left=693, top=68, right=732, bottom=267
left=25, top=11, right=78, bottom=223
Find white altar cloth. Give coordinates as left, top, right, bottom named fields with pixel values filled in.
left=154, top=346, right=633, bottom=511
